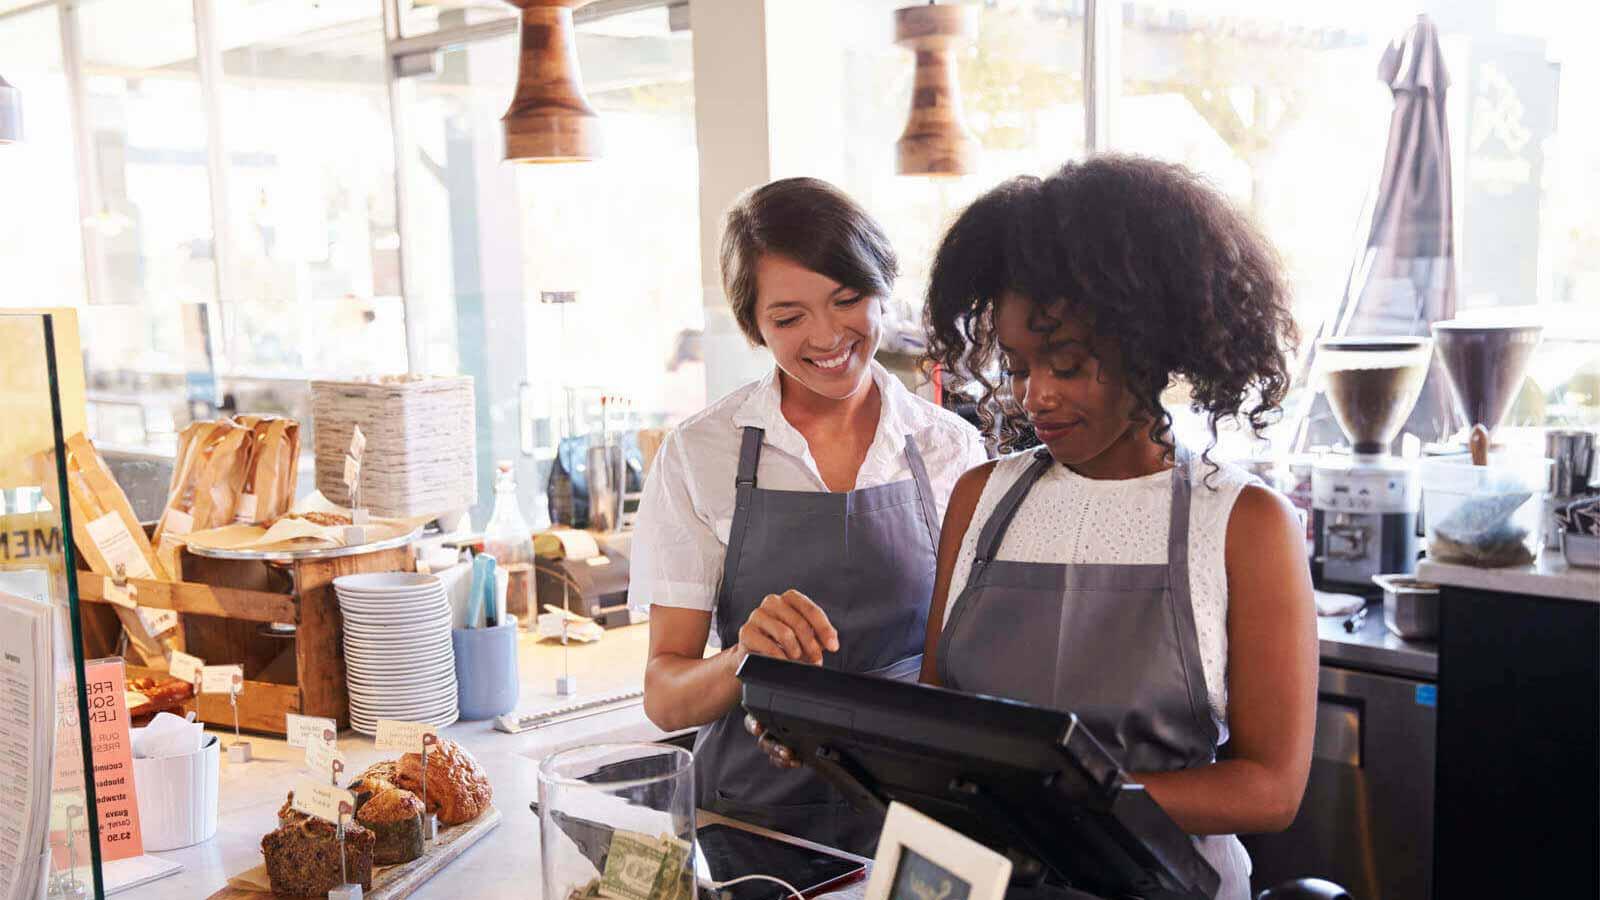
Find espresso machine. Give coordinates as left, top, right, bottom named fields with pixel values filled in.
left=1311, top=337, right=1434, bottom=589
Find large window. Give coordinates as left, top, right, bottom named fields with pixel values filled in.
left=2, top=0, right=1592, bottom=465
left=1114, top=0, right=1597, bottom=441
left=215, top=1, right=405, bottom=380
left=399, top=5, right=702, bottom=512
left=0, top=6, right=84, bottom=312
left=1118, top=3, right=1395, bottom=337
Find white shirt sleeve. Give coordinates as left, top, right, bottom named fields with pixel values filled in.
left=626, top=429, right=725, bottom=614
left=963, top=421, right=991, bottom=470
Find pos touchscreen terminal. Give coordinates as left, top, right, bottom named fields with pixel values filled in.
left=736, top=655, right=1220, bottom=900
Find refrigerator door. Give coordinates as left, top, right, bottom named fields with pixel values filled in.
left=1241, top=665, right=1436, bottom=899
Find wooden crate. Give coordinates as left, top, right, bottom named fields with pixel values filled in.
left=77, top=543, right=413, bottom=735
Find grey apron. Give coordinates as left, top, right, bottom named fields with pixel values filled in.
left=937, top=447, right=1252, bottom=900
left=695, top=426, right=939, bottom=857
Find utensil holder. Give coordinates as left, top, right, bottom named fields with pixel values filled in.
left=452, top=619, right=520, bottom=719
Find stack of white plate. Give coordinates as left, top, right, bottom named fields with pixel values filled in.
left=334, top=572, right=459, bottom=735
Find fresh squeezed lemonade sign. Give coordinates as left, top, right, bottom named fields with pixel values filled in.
left=83, top=659, right=144, bottom=861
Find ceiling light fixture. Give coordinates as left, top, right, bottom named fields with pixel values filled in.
left=894, top=2, right=979, bottom=178
left=502, top=1, right=601, bottom=164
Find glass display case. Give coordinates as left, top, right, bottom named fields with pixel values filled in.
left=1, top=311, right=106, bottom=899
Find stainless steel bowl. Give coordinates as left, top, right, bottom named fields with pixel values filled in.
left=1561, top=531, right=1600, bottom=569
left=1372, top=573, right=1440, bottom=640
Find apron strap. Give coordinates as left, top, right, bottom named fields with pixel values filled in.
left=1167, top=445, right=1193, bottom=566
left=717, top=427, right=766, bottom=638
left=735, top=426, right=764, bottom=488
left=902, top=435, right=941, bottom=548
left=1164, top=445, right=1219, bottom=751
left=973, top=449, right=1055, bottom=563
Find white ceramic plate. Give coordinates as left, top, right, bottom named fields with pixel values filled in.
left=334, top=572, right=442, bottom=592
left=331, top=589, right=444, bottom=602
left=344, top=656, right=454, bottom=675
left=347, top=688, right=457, bottom=707
left=344, top=656, right=455, bottom=675
left=343, top=647, right=454, bottom=665
left=347, top=704, right=454, bottom=723
left=343, top=636, right=452, bottom=653
left=339, top=621, right=451, bottom=634
left=336, top=593, right=449, bottom=608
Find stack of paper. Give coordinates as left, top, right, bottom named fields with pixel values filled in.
left=0, top=591, right=53, bottom=900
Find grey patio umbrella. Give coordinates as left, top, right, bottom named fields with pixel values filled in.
left=1298, top=14, right=1459, bottom=449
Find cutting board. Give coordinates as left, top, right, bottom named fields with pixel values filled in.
left=207, top=806, right=502, bottom=900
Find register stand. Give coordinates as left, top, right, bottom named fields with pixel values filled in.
left=736, top=656, right=1220, bottom=900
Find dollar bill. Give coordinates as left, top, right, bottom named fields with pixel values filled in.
left=651, top=834, right=693, bottom=900
left=601, top=831, right=669, bottom=900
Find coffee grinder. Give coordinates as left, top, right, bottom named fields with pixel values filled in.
left=1430, top=321, right=1543, bottom=446
left=1311, top=337, right=1435, bottom=589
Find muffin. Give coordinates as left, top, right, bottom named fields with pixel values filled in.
left=348, top=767, right=426, bottom=865
left=393, top=738, right=493, bottom=826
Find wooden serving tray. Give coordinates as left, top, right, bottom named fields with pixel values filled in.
left=206, top=806, right=502, bottom=900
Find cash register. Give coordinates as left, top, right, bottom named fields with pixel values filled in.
left=736, top=655, right=1218, bottom=900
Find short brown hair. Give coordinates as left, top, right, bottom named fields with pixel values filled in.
left=720, top=177, right=898, bottom=346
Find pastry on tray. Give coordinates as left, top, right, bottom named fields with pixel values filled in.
left=348, top=765, right=426, bottom=865
left=264, top=511, right=352, bottom=529
left=264, top=793, right=374, bottom=896
left=392, top=738, right=493, bottom=826
left=124, top=675, right=192, bottom=722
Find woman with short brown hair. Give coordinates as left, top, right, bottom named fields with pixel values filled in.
left=629, top=177, right=986, bottom=854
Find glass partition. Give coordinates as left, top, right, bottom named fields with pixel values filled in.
left=0, top=311, right=104, bottom=899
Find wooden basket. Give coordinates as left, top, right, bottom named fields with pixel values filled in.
left=77, top=541, right=413, bottom=735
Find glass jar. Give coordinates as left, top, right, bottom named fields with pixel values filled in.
left=539, top=744, right=696, bottom=900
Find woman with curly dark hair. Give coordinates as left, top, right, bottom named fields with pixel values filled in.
left=920, top=156, right=1315, bottom=896
left=755, top=156, right=1317, bottom=893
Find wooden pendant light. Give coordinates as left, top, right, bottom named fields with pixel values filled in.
left=502, top=0, right=601, bottom=164
left=894, top=2, right=979, bottom=177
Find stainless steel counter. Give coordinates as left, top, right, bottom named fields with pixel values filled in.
left=1316, top=603, right=1437, bottom=679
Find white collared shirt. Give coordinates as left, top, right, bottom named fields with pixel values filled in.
left=628, top=361, right=988, bottom=614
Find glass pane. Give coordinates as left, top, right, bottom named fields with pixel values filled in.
left=75, top=0, right=218, bottom=311
left=829, top=0, right=1088, bottom=327
left=1116, top=2, right=1598, bottom=434
left=401, top=10, right=703, bottom=517
left=1119, top=3, right=1398, bottom=340
left=70, top=0, right=216, bottom=452
left=0, top=312, right=105, bottom=900
left=397, top=0, right=513, bottom=39
left=215, top=0, right=405, bottom=380
left=0, top=6, right=87, bottom=314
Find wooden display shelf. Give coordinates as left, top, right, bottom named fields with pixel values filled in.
left=77, top=541, right=414, bottom=736
left=204, top=806, right=502, bottom=900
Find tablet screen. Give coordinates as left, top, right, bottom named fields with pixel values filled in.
left=695, top=823, right=865, bottom=900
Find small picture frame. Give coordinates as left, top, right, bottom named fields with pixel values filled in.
left=866, top=803, right=1012, bottom=900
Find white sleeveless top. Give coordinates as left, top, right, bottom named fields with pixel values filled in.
left=943, top=451, right=1260, bottom=741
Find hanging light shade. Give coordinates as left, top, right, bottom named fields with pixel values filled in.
left=0, top=74, right=21, bottom=145
left=502, top=0, right=601, bottom=164
left=893, top=3, right=979, bottom=177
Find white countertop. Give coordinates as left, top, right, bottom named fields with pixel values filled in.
left=1416, top=554, right=1599, bottom=604
left=119, top=624, right=674, bottom=900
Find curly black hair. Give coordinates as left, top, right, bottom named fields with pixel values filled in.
left=924, top=154, right=1298, bottom=463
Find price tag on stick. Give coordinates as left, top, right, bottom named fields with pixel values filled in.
left=169, top=650, right=204, bottom=686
